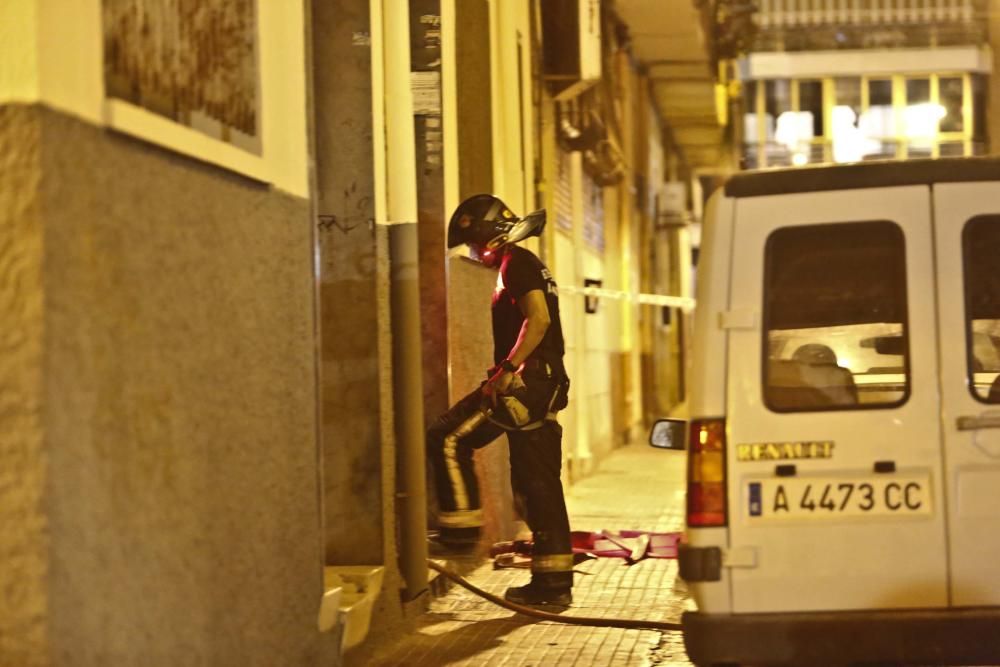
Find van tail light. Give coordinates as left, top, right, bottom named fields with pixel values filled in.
left=687, top=418, right=728, bottom=527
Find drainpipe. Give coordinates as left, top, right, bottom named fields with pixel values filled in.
left=372, top=0, right=429, bottom=600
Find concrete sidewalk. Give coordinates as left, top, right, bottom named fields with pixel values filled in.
left=371, top=444, right=693, bottom=666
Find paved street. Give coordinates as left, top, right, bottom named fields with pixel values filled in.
left=371, top=444, right=693, bottom=666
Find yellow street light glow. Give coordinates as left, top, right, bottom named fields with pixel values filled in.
left=904, top=103, right=947, bottom=139
left=775, top=111, right=814, bottom=154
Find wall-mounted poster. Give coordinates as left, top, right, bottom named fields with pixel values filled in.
left=102, top=0, right=261, bottom=155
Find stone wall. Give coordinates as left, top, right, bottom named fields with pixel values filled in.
left=0, top=105, right=48, bottom=667
left=0, top=104, right=339, bottom=666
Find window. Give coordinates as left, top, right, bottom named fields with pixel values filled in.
left=742, top=73, right=981, bottom=169
left=868, top=79, right=893, bottom=107
left=765, top=80, right=791, bottom=122
left=861, top=79, right=896, bottom=159
left=903, top=78, right=933, bottom=157
left=963, top=216, right=1000, bottom=403
left=835, top=78, right=861, bottom=118
left=972, top=74, right=987, bottom=148
left=833, top=78, right=862, bottom=163
left=760, top=79, right=828, bottom=167
left=743, top=81, right=758, bottom=145
left=905, top=78, right=930, bottom=105
left=799, top=80, right=824, bottom=138
left=939, top=77, right=964, bottom=133
left=763, top=221, right=910, bottom=412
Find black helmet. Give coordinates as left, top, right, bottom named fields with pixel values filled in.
left=447, top=194, right=547, bottom=252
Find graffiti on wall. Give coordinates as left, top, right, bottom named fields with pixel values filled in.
left=102, top=0, right=261, bottom=154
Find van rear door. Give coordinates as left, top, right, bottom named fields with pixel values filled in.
left=933, top=183, right=1000, bottom=606
left=725, top=186, right=948, bottom=613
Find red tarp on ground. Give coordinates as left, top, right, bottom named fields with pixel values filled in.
left=491, top=530, right=682, bottom=568
left=570, top=530, right=681, bottom=559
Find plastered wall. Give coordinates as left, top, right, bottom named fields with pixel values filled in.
left=991, top=0, right=1000, bottom=153
left=0, top=106, right=48, bottom=667
left=312, top=0, right=387, bottom=568
left=1, top=104, right=339, bottom=666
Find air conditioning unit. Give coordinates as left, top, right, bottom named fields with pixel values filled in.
left=541, top=0, right=602, bottom=100
left=660, top=182, right=687, bottom=215
left=657, top=182, right=692, bottom=227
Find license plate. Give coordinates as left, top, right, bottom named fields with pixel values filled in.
left=746, top=474, right=932, bottom=520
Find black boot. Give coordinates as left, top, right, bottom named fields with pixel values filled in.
left=504, top=581, right=572, bottom=606
left=505, top=570, right=573, bottom=606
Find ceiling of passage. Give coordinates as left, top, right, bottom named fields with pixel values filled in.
left=614, top=0, right=728, bottom=174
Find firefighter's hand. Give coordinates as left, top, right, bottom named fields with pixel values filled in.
left=484, top=370, right=517, bottom=406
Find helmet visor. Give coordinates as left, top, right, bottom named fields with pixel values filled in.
left=504, top=209, right=547, bottom=244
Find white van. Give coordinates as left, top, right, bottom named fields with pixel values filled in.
left=652, top=158, right=1000, bottom=665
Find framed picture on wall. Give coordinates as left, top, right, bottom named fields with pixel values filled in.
left=102, top=0, right=262, bottom=156
left=89, top=0, right=309, bottom=197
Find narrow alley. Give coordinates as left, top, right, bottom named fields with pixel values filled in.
left=8, top=0, right=1000, bottom=665
left=369, top=444, right=691, bottom=666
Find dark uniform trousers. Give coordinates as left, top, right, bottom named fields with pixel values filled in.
left=427, top=372, right=574, bottom=589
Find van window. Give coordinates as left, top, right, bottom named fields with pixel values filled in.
left=763, top=221, right=910, bottom=412
left=963, top=216, right=1000, bottom=403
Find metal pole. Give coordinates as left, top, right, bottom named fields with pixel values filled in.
left=389, top=223, right=428, bottom=601
left=377, top=0, right=428, bottom=600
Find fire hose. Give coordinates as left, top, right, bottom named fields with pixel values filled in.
left=426, top=560, right=684, bottom=632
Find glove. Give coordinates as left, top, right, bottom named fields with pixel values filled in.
left=483, top=368, right=525, bottom=406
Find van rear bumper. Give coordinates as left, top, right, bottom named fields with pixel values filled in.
left=683, top=607, right=1000, bottom=666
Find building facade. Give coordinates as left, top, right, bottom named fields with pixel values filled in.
left=0, top=1, right=701, bottom=664
left=1, top=1, right=341, bottom=665
left=730, top=0, right=992, bottom=168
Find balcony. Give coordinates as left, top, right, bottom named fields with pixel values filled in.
left=750, top=0, right=987, bottom=51
left=755, top=0, right=981, bottom=27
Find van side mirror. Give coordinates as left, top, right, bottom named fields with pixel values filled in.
left=649, top=419, right=687, bottom=450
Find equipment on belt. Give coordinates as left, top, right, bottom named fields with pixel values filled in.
left=480, top=362, right=569, bottom=432
left=481, top=378, right=538, bottom=430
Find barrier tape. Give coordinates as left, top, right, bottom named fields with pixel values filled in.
left=558, top=285, right=695, bottom=312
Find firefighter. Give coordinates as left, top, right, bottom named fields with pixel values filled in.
left=427, top=193, right=574, bottom=605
